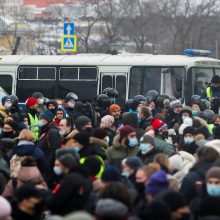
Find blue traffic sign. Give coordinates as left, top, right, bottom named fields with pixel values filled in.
left=64, top=23, right=74, bottom=35
left=61, top=35, right=77, bottom=52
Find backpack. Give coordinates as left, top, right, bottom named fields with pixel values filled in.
left=10, top=155, right=26, bottom=178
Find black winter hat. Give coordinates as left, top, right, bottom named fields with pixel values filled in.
left=122, top=112, right=138, bottom=128
left=124, top=156, right=143, bottom=170
left=183, top=126, right=195, bottom=136
left=211, top=75, right=220, bottom=84
left=101, top=166, right=121, bottom=182
left=58, top=153, right=79, bottom=170
left=73, top=131, right=90, bottom=147
left=56, top=148, right=80, bottom=160
left=91, top=128, right=108, bottom=139
left=75, top=116, right=91, bottom=129
left=39, top=110, right=54, bottom=122
left=4, top=121, right=18, bottom=131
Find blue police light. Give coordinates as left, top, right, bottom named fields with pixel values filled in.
left=184, top=49, right=212, bottom=57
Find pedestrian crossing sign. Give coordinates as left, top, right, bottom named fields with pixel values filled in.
left=61, top=35, right=77, bottom=52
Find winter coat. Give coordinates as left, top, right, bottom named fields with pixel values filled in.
left=0, top=158, right=10, bottom=194
left=137, top=147, right=162, bottom=165
left=37, top=122, right=60, bottom=168
left=183, top=141, right=199, bottom=155
left=47, top=170, right=92, bottom=216
left=180, top=162, right=213, bottom=203
left=61, top=129, right=79, bottom=147
left=90, top=137, right=109, bottom=151
left=3, top=166, right=48, bottom=198
left=154, top=135, right=175, bottom=155
left=0, top=104, right=9, bottom=119
left=105, top=134, right=139, bottom=170
left=139, top=118, right=151, bottom=131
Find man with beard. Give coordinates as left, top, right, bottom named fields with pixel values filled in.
left=108, top=104, right=122, bottom=129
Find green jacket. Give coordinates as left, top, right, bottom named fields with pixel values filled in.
left=154, top=136, right=175, bottom=156
left=105, top=135, right=139, bottom=170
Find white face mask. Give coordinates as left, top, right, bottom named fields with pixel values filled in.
left=38, top=119, right=47, bottom=127
left=4, top=103, right=12, bottom=109
left=38, top=98, right=44, bottom=105
left=184, top=137, right=194, bottom=144
left=105, top=136, right=110, bottom=144
left=59, top=130, right=65, bottom=137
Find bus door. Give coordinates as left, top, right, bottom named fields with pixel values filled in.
left=0, top=74, right=13, bottom=103
left=100, top=72, right=127, bottom=106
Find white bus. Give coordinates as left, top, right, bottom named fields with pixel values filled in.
left=0, top=51, right=220, bottom=105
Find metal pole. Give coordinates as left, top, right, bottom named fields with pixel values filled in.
left=216, top=40, right=219, bottom=59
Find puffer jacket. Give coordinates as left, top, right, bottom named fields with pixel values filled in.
left=154, top=135, right=175, bottom=155
left=105, top=134, right=139, bottom=170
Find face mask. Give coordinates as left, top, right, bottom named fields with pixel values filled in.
left=105, top=136, right=110, bottom=144
left=73, top=147, right=80, bottom=153
left=38, top=99, right=44, bottom=105
left=184, top=137, right=194, bottom=144
left=122, top=171, right=130, bottom=178
left=38, top=119, right=47, bottom=127
left=68, top=103, right=75, bottom=109
left=4, top=103, right=11, bottom=110
left=2, top=131, right=14, bottom=138
left=182, top=116, right=189, bottom=120
left=140, top=143, right=151, bottom=154
left=207, top=183, right=220, bottom=197
left=128, top=137, right=138, bottom=148
left=192, top=110, right=199, bottom=116
left=49, top=109, right=57, bottom=116
left=58, top=105, right=62, bottom=108
left=59, top=130, right=65, bottom=137
left=53, top=166, right=62, bottom=176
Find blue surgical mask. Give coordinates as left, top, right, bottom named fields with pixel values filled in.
left=122, top=171, right=130, bottom=178
left=192, top=110, right=199, bottom=116
left=140, top=143, right=151, bottom=154
left=53, top=166, right=62, bottom=176
left=69, top=103, right=75, bottom=109
left=184, top=137, right=194, bottom=144
left=38, top=119, right=47, bottom=127
left=73, top=146, right=80, bottom=153
left=218, top=110, right=220, bottom=116
left=207, top=184, right=220, bottom=197
left=128, top=137, right=138, bottom=148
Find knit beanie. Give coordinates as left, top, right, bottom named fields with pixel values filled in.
left=75, top=116, right=91, bottom=129
left=122, top=112, right=138, bottom=128
left=140, top=135, right=154, bottom=145
left=26, top=97, right=38, bottom=107
left=32, top=92, right=43, bottom=99
left=95, top=199, right=128, bottom=218
left=58, top=153, right=79, bottom=170
left=151, top=118, right=167, bottom=132
left=0, top=196, right=11, bottom=219
left=100, top=115, right=114, bottom=128
left=202, top=109, right=215, bottom=121
left=183, top=126, right=195, bottom=136
left=124, top=156, right=143, bottom=170
left=109, top=104, right=121, bottom=114
left=101, top=166, right=121, bottom=182
left=170, top=100, right=182, bottom=109
left=92, top=128, right=108, bottom=139
left=73, top=131, right=90, bottom=147
left=4, top=121, right=18, bottom=131
left=206, top=167, right=220, bottom=181
left=39, top=110, right=54, bottom=122
left=119, top=125, right=135, bottom=140
left=145, top=170, right=169, bottom=196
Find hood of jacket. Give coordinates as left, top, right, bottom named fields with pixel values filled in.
left=90, top=137, right=108, bottom=149
left=18, top=166, right=43, bottom=183
left=11, top=144, right=36, bottom=156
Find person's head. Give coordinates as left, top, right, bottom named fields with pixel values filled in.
left=118, top=125, right=138, bottom=148
left=18, top=129, right=34, bottom=142
left=56, top=108, right=65, bottom=120
left=180, top=106, right=192, bottom=119
left=59, top=118, right=74, bottom=137
left=206, top=167, right=220, bottom=197
left=0, top=196, right=11, bottom=220
left=109, top=104, right=121, bottom=118
left=32, top=92, right=44, bottom=105
left=214, top=115, right=220, bottom=126
left=196, top=146, right=219, bottom=164
left=75, top=116, right=92, bottom=131
left=191, top=103, right=201, bottom=116
left=211, top=75, right=220, bottom=88
left=151, top=118, right=168, bottom=139
left=21, top=156, right=37, bottom=167
left=65, top=93, right=78, bottom=109
left=170, top=100, right=182, bottom=114
left=2, top=121, right=18, bottom=138
left=136, top=165, right=158, bottom=183
left=139, top=135, right=155, bottom=154
left=154, top=153, right=170, bottom=172
left=38, top=110, right=54, bottom=127
left=16, top=183, right=43, bottom=216
left=121, top=156, right=143, bottom=177
left=54, top=153, right=79, bottom=176
left=100, top=115, right=114, bottom=128
left=138, top=106, right=151, bottom=119
left=2, top=96, right=12, bottom=110
left=26, top=97, right=38, bottom=110
left=101, top=166, right=121, bottom=188
left=71, top=131, right=90, bottom=153
left=159, top=191, right=190, bottom=220
left=6, top=114, right=19, bottom=123
left=183, top=126, right=195, bottom=144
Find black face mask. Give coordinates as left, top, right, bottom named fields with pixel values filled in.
left=134, top=182, right=145, bottom=194
left=49, top=109, right=57, bottom=116
left=2, top=131, right=14, bottom=138
left=162, top=130, right=169, bottom=139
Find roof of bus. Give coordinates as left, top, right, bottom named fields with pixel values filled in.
left=0, top=54, right=220, bottom=67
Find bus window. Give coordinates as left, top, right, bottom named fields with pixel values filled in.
left=192, top=68, right=214, bottom=96
left=79, top=68, right=97, bottom=80
left=116, top=75, right=126, bottom=106
left=215, top=68, right=220, bottom=76
left=0, top=75, right=12, bottom=94
left=18, top=67, right=37, bottom=79
left=60, top=68, right=78, bottom=80
left=38, top=67, right=56, bottom=80
left=102, top=75, right=113, bottom=90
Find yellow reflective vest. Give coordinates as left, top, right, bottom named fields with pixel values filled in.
left=206, top=87, right=212, bottom=99
left=28, top=113, right=39, bottom=142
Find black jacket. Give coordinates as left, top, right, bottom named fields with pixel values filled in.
left=183, top=141, right=199, bottom=155
left=137, top=148, right=162, bottom=165
left=47, top=170, right=92, bottom=216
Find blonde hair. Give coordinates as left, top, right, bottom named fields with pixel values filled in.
left=18, top=129, right=35, bottom=142
left=154, top=153, right=170, bottom=170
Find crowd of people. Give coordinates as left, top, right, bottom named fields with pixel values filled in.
left=1, top=76, right=220, bottom=220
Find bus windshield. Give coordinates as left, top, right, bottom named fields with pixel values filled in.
left=129, top=66, right=185, bottom=99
